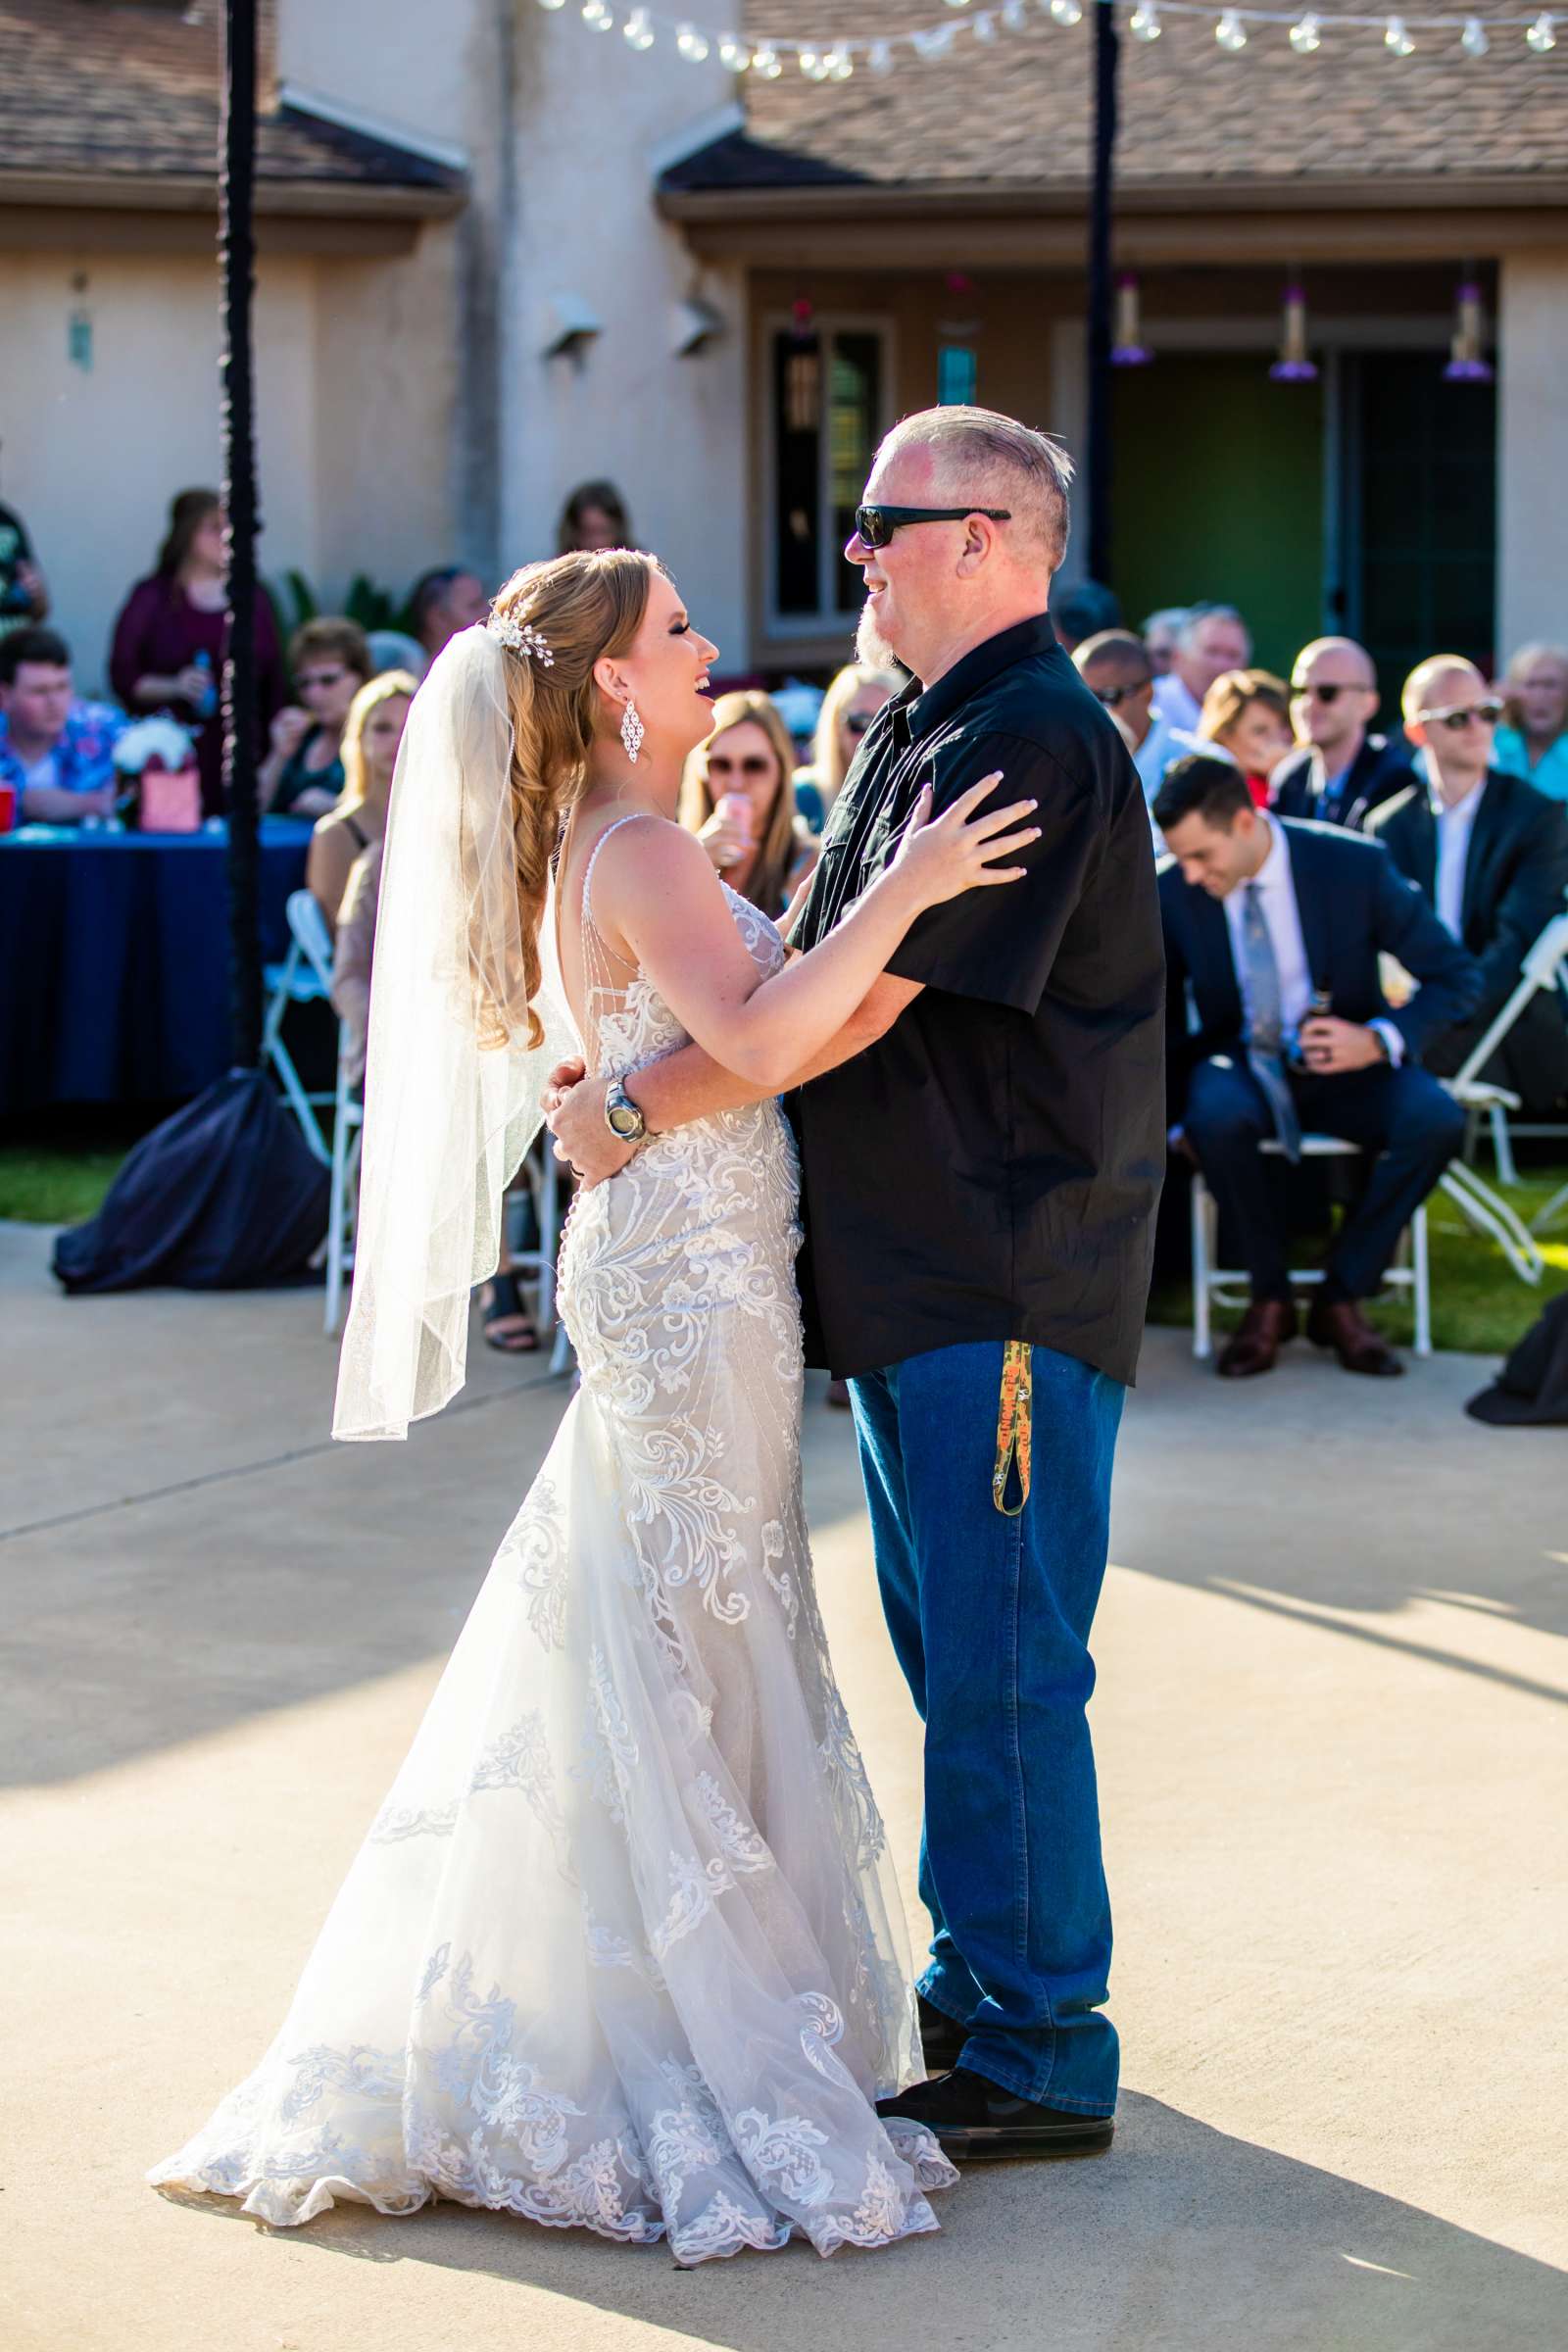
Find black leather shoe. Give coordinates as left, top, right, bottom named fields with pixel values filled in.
left=917, top=1993, right=967, bottom=2073
left=877, top=2066, right=1114, bottom=2161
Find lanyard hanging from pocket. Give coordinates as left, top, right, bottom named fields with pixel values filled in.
left=992, top=1340, right=1033, bottom=1516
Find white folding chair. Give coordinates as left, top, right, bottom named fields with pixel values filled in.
left=1191, top=1133, right=1432, bottom=1361
left=323, top=1030, right=364, bottom=1336
left=1448, top=905, right=1568, bottom=1190
left=263, top=889, right=336, bottom=1166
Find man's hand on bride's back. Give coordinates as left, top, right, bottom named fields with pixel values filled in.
left=889, top=773, right=1040, bottom=909
left=544, top=1065, right=638, bottom=1189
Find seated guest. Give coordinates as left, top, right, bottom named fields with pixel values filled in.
left=0, top=626, right=123, bottom=820
left=110, top=487, right=286, bottom=814
left=1198, top=669, right=1294, bottom=806
left=1494, top=642, right=1568, bottom=805
left=556, top=479, right=633, bottom=556
left=407, top=565, right=488, bottom=669
left=678, top=689, right=816, bottom=921
left=307, top=670, right=416, bottom=934
left=1154, top=755, right=1479, bottom=1379
left=1074, top=628, right=1183, bottom=806
left=1364, top=656, right=1568, bottom=1112
left=1051, top=577, right=1120, bottom=656
left=1141, top=606, right=1189, bottom=679
left=1272, top=636, right=1413, bottom=826
left=1152, top=603, right=1251, bottom=734
left=796, top=661, right=901, bottom=832
left=260, top=618, right=373, bottom=818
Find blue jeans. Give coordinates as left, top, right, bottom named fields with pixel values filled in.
left=850, top=1340, right=1124, bottom=2116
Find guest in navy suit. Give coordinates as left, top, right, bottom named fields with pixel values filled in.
left=1154, top=756, right=1481, bottom=1378
left=1270, top=637, right=1412, bottom=828
left=1364, top=656, right=1568, bottom=1113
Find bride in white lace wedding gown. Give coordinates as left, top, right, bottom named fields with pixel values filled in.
left=148, top=559, right=1036, bottom=2261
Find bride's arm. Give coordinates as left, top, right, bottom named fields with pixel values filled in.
left=592, top=783, right=1035, bottom=1095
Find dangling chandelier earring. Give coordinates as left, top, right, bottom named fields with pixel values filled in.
left=620, top=699, right=645, bottom=764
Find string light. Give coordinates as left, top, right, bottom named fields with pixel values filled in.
left=530, top=0, right=1567, bottom=74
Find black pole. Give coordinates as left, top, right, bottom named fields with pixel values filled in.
left=1086, top=0, right=1119, bottom=588
left=220, top=0, right=263, bottom=1069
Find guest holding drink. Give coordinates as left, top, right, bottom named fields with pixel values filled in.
left=261, top=619, right=374, bottom=818
left=109, top=488, right=286, bottom=814
left=678, top=689, right=816, bottom=919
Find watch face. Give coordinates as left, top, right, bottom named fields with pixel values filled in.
left=608, top=1103, right=640, bottom=1139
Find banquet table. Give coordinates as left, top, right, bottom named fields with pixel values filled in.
left=0, top=817, right=314, bottom=1112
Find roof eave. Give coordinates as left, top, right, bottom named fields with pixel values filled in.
left=0, top=170, right=466, bottom=221
left=659, top=170, right=1568, bottom=223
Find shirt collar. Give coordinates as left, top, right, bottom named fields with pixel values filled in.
left=1248, top=810, right=1290, bottom=892
left=899, top=613, right=1063, bottom=744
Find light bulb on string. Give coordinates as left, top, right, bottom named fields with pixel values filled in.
left=1215, top=11, right=1248, bottom=50
left=945, top=0, right=972, bottom=9
left=752, top=44, right=783, bottom=76
left=1460, top=14, right=1489, bottom=47
left=1289, top=13, right=1321, bottom=52
left=623, top=7, right=654, bottom=48
left=1003, top=0, right=1029, bottom=24
left=826, top=43, right=855, bottom=75
left=676, top=23, right=710, bottom=61
left=535, top=0, right=566, bottom=11
left=869, top=37, right=895, bottom=69
left=973, top=11, right=998, bottom=38
left=1384, top=16, right=1415, bottom=54
left=580, top=0, right=612, bottom=28
left=1130, top=3, right=1161, bottom=37
left=1050, top=0, right=1084, bottom=24
left=1527, top=12, right=1557, bottom=48
left=717, top=34, right=750, bottom=69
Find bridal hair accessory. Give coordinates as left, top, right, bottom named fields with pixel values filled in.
left=620, top=698, right=646, bottom=763
left=487, top=610, right=556, bottom=666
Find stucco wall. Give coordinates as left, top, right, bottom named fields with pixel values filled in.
left=0, top=249, right=320, bottom=695
left=1496, top=250, right=1568, bottom=662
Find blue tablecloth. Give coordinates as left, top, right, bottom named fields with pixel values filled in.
left=0, top=818, right=313, bottom=1112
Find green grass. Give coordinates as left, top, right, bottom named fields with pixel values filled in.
left=5, top=1134, right=1566, bottom=1358
left=1152, top=1168, right=1568, bottom=1358
left=0, top=1143, right=128, bottom=1226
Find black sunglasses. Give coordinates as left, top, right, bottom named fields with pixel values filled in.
left=1418, top=698, right=1504, bottom=731
left=1091, top=682, right=1149, bottom=710
left=843, top=709, right=879, bottom=737
left=1291, top=680, right=1373, bottom=705
left=854, top=504, right=1011, bottom=550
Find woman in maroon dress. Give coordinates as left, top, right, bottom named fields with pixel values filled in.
left=109, top=488, right=286, bottom=814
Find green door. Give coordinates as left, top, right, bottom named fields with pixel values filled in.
left=1109, top=353, right=1324, bottom=680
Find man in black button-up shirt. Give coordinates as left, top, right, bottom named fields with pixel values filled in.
left=547, top=407, right=1164, bottom=2160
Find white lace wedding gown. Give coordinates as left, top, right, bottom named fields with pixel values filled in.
left=148, top=816, right=956, bottom=2261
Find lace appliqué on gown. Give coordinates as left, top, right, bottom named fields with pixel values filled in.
left=148, top=819, right=954, bottom=2261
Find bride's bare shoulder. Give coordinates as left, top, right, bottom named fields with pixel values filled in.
left=593, top=811, right=718, bottom=901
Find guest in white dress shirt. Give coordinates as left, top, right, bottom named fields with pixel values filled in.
left=1151, top=604, right=1251, bottom=736
left=1364, top=657, right=1568, bottom=1111
left=1154, top=755, right=1479, bottom=1379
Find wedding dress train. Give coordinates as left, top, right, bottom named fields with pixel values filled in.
left=149, top=819, right=955, bottom=2261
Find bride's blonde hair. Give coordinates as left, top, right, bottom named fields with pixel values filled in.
left=478, top=548, right=657, bottom=1046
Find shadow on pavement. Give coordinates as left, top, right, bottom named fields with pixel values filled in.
left=155, top=2094, right=1568, bottom=2351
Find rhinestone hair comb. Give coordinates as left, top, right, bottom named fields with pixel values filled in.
left=487, top=611, right=556, bottom=666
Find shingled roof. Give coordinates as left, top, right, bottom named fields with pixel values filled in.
left=0, top=0, right=465, bottom=213
left=663, top=3, right=1568, bottom=198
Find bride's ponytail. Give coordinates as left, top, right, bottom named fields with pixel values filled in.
left=474, top=550, right=656, bottom=1049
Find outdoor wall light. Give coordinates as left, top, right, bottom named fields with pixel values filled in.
left=673, top=296, right=725, bottom=357
left=541, top=293, right=604, bottom=360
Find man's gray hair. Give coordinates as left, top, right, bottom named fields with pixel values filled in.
left=875, top=406, right=1073, bottom=568
left=1177, top=602, right=1250, bottom=651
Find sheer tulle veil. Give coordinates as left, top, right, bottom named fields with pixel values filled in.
left=332, top=623, right=575, bottom=1443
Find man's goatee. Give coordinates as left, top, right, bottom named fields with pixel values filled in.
left=856, top=602, right=899, bottom=672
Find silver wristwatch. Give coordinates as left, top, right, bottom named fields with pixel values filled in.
left=605, top=1077, right=647, bottom=1144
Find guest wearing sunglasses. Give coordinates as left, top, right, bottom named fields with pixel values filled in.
left=678, top=688, right=817, bottom=919
left=1271, top=636, right=1413, bottom=827
left=1073, top=628, right=1184, bottom=806
left=260, top=618, right=374, bottom=817
left=796, top=661, right=903, bottom=833
left=1364, top=656, right=1568, bottom=1111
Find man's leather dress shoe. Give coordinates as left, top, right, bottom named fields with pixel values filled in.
left=1307, top=1296, right=1404, bottom=1376
left=1217, top=1297, right=1297, bottom=1378
left=877, top=2066, right=1114, bottom=2161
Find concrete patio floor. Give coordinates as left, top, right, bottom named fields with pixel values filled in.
left=2, top=1218, right=1564, bottom=2351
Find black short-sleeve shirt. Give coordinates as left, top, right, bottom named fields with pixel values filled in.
left=789, top=614, right=1165, bottom=1387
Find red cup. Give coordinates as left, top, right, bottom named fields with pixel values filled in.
left=0, top=781, right=16, bottom=835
